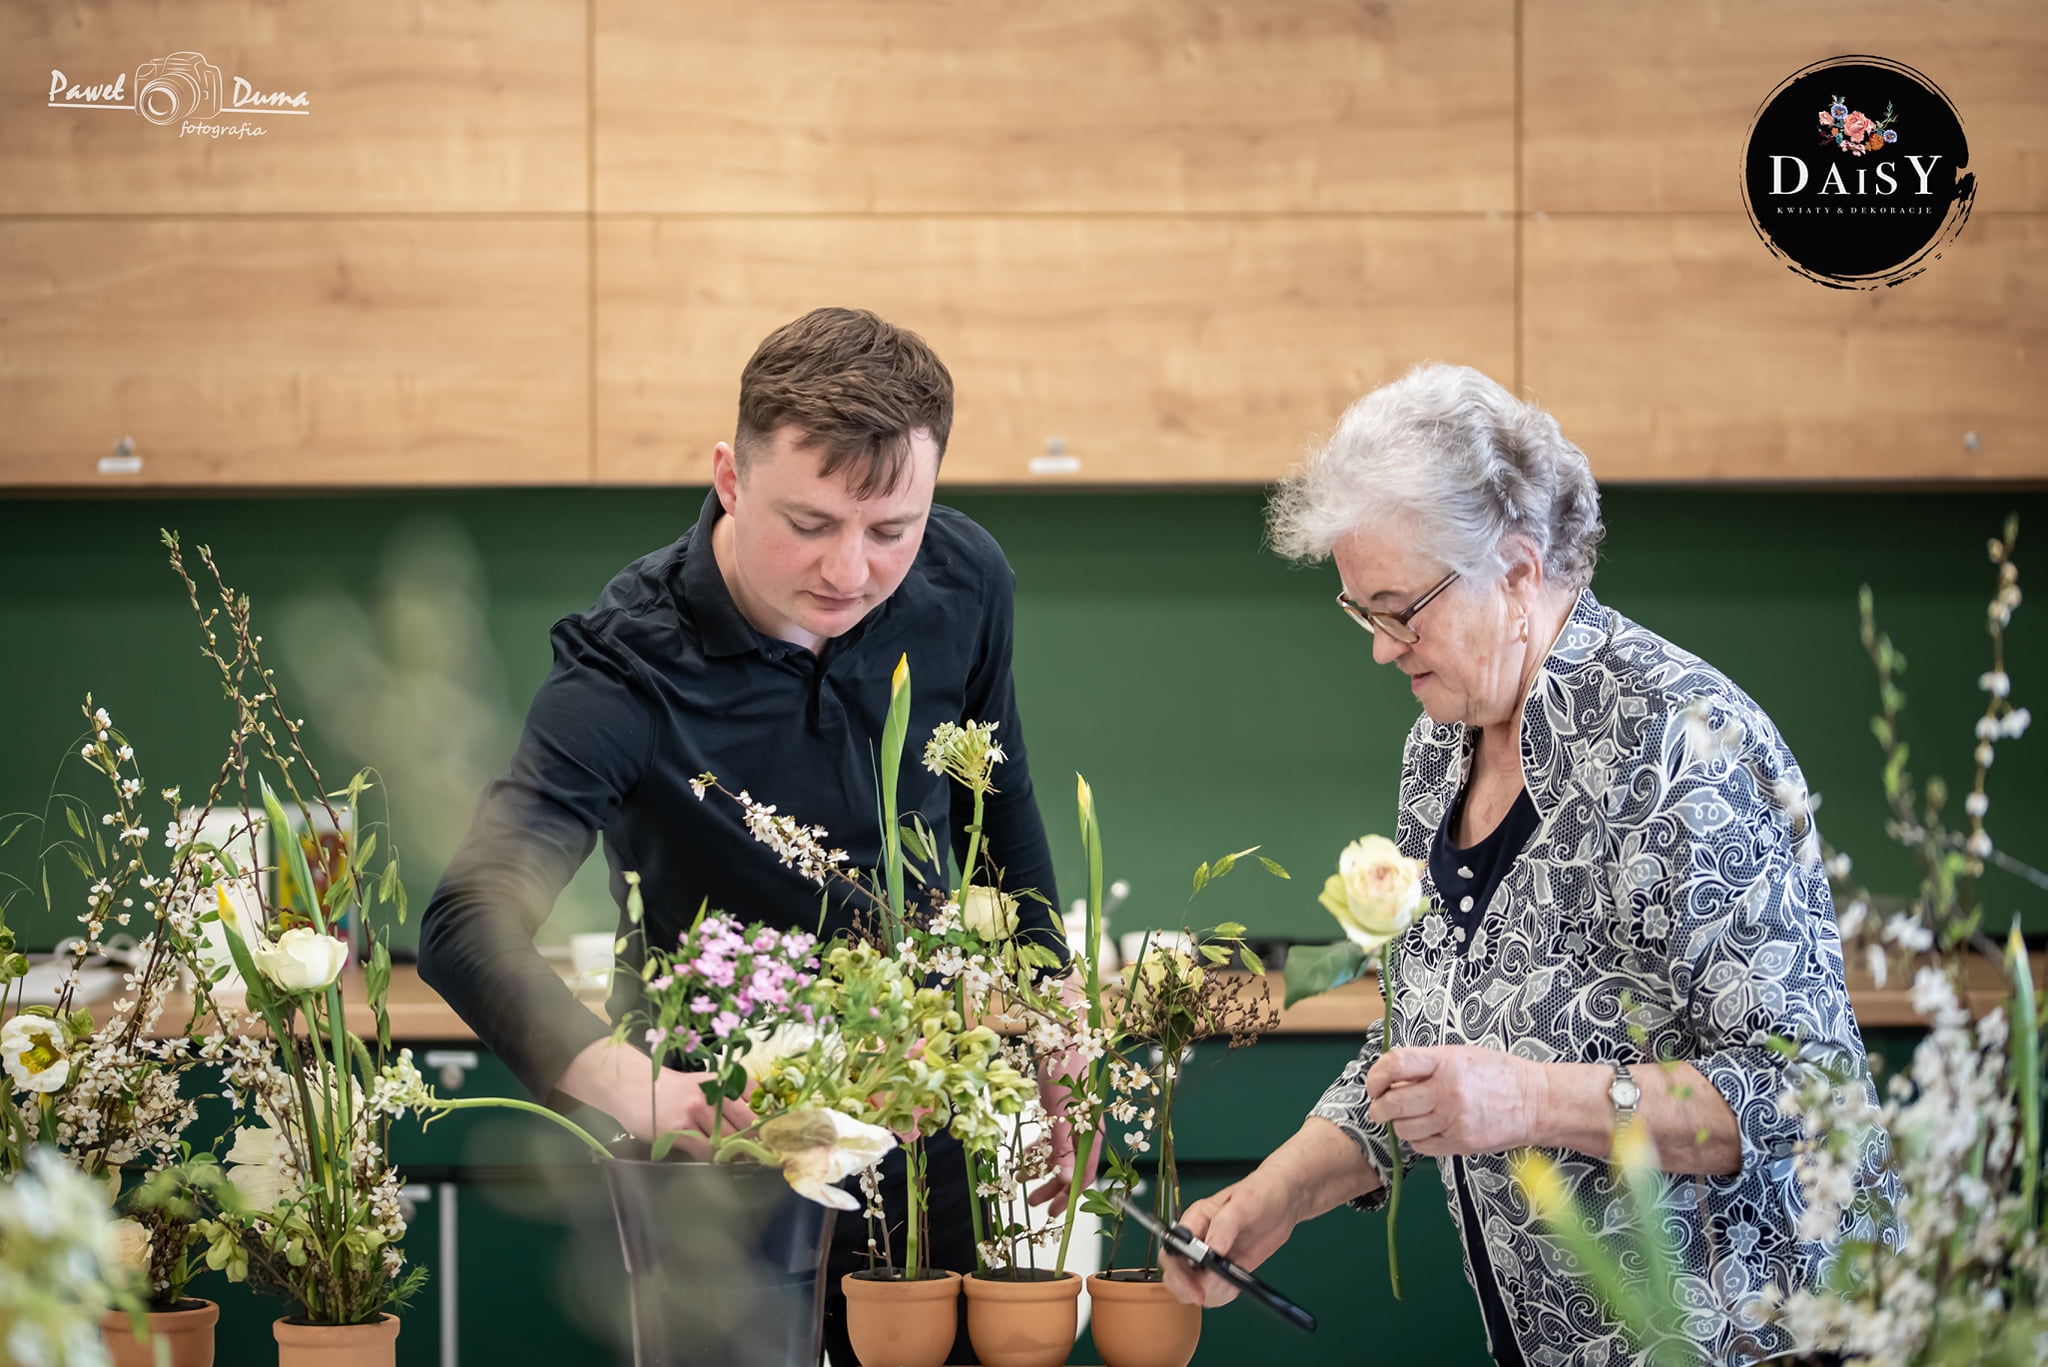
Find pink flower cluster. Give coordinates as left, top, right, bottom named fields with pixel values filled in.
left=1818, top=98, right=1898, bottom=157
left=640, top=912, right=820, bottom=1067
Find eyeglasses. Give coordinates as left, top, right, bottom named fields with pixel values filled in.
left=1336, top=570, right=1459, bottom=644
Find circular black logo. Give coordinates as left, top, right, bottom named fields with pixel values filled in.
left=1742, top=55, right=1974, bottom=288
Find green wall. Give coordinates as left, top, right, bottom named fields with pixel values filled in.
left=2, top=487, right=2043, bottom=951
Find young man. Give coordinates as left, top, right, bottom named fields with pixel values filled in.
left=418, top=307, right=1076, bottom=1364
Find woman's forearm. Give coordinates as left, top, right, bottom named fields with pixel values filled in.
left=1533, top=1059, right=1742, bottom=1176
left=1262, top=1116, right=1387, bottom=1221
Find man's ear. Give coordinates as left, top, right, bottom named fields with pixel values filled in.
left=712, top=442, right=741, bottom=515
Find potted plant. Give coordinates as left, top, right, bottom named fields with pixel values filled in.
left=1076, top=848, right=1282, bottom=1367
left=701, top=660, right=1047, bottom=1367
left=1, top=1145, right=156, bottom=1367
left=0, top=574, right=303, bottom=1366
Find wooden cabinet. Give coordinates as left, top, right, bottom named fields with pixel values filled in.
left=0, top=0, right=2040, bottom=487
left=596, top=215, right=1514, bottom=485
left=0, top=219, right=588, bottom=487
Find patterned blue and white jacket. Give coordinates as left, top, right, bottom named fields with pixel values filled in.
left=1312, top=589, right=1889, bottom=1366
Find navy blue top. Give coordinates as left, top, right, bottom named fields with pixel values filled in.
left=1430, top=782, right=1539, bottom=1367
left=418, top=490, right=1063, bottom=1101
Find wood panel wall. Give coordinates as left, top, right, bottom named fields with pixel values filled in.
left=0, top=0, right=2039, bottom=488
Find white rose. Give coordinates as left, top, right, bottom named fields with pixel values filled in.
left=109, top=1217, right=153, bottom=1285
left=761, top=1108, right=897, bottom=1211
left=225, top=1125, right=296, bottom=1211
left=250, top=925, right=349, bottom=991
left=960, top=885, right=1020, bottom=941
left=1, top=1015, right=72, bottom=1094
left=1319, top=835, right=1423, bottom=952
left=732, top=1022, right=821, bottom=1083
left=225, top=1123, right=287, bottom=1167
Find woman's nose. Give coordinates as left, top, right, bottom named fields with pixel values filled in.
left=1372, top=630, right=1408, bottom=667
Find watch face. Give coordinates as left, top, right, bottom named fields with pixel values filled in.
left=1610, top=1077, right=1641, bottom=1108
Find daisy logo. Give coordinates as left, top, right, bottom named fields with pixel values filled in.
left=1742, top=55, right=1973, bottom=289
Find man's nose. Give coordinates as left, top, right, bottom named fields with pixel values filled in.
left=820, top=529, right=866, bottom=591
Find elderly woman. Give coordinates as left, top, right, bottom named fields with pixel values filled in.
left=1163, top=365, right=1887, bottom=1364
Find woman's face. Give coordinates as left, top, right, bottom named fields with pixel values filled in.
left=1333, top=529, right=1532, bottom=732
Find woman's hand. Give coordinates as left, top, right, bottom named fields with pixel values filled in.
left=1365, top=1045, right=1546, bottom=1157
left=1159, top=1170, right=1300, bottom=1308
left=1161, top=1117, right=1380, bottom=1307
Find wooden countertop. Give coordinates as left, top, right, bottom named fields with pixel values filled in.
left=45, top=950, right=2044, bottom=1045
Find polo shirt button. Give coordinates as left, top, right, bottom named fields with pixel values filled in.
left=1457, top=866, right=1474, bottom=879
left=1459, top=895, right=1475, bottom=912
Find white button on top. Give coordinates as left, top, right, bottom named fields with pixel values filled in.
left=1457, top=866, right=1474, bottom=879
left=1459, top=895, right=1475, bottom=912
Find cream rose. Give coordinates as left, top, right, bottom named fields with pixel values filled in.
left=1, top=1014, right=72, bottom=1094
left=225, top=1123, right=296, bottom=1210
left=960, top=885, right=1020, bottom=941
left=109, top=1217, right=153, bottom=1286
left=761, top=1108, right=898, bottom=1211
left=250, top=925, right=349, bottom=991
left=1319, top=835, right=1424, bottom=952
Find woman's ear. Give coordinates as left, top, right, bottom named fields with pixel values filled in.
left=1500, top=535, right=1544, bottom=599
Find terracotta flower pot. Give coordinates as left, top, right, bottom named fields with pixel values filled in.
left=962, top=1269, right=1081, bottom=1367
left=272, top=1312, right=400, bottom=1367
left=1085, top=1272, right=1201, bottom=1367
left=841, top=1268, right=962, bottom=1367
left=99, top=1298, right=219, bottom=1367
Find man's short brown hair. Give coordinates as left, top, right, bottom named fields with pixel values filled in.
left=734, top=307, right=954, bottom=499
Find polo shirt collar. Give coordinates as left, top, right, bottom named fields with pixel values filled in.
left=681, top=489, right=766, bottom=659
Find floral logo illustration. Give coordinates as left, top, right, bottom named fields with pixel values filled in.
left=1819, top=96, right=1900, bottom=156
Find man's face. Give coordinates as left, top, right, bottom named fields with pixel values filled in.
left=712, top=424, right=939, bottom=645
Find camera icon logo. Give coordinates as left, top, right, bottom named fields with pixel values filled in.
left=134, top=51, right=221, bottom=125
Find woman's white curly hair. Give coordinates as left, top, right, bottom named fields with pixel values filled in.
left=1266, top=364, right=1604, bottom=592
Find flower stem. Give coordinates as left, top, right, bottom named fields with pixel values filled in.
left=426, top=1096, right=611, bottom=1159
left=1381, top=936, right=1404, bottom=1302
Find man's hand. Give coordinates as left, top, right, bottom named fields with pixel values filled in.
left=1027, top=1064, right=1101, bottom=1216
left=1364, top=1045, right=1545, bottom=1157
left=1159, top=1171, right=1299, bottom=1308
left=557, top=1037, right=756, bottom=1157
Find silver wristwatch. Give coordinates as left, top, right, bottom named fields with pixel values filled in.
left=1608, top=1063, right=1641, bottom=1134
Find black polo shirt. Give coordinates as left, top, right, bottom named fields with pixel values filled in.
left=418, top=490, right=1062, bottom=1100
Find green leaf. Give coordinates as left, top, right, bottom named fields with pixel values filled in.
left=1211, top=921, right=1247, bottom=938
left=365, top=939, right=393, bottom=1052
left=262, top=778, right=327, bottom=934
left=65, top=806, right=85, bottom=839
left=1258, top=857, right=1290, bottom=880
left=1239, top=945, right=1266, bottom=976
left=0, top=813, right=33, bottom=849
left=899, top=816, right=938, bottom=870
left=650, top=1131, right=677, bottom=1163
left=353, top=829, right=377, bottom=872
left=1282, top=941, right=1367, bottom=1008
left=63, top=847, right=94, bottom=881
left=1191, top=862, right=1210, bottom=896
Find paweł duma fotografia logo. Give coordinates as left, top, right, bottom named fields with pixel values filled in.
left=48, top=51, right=309, bottom=139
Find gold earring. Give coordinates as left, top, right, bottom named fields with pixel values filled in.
left=1516, top=615, right=1530, bottom=643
